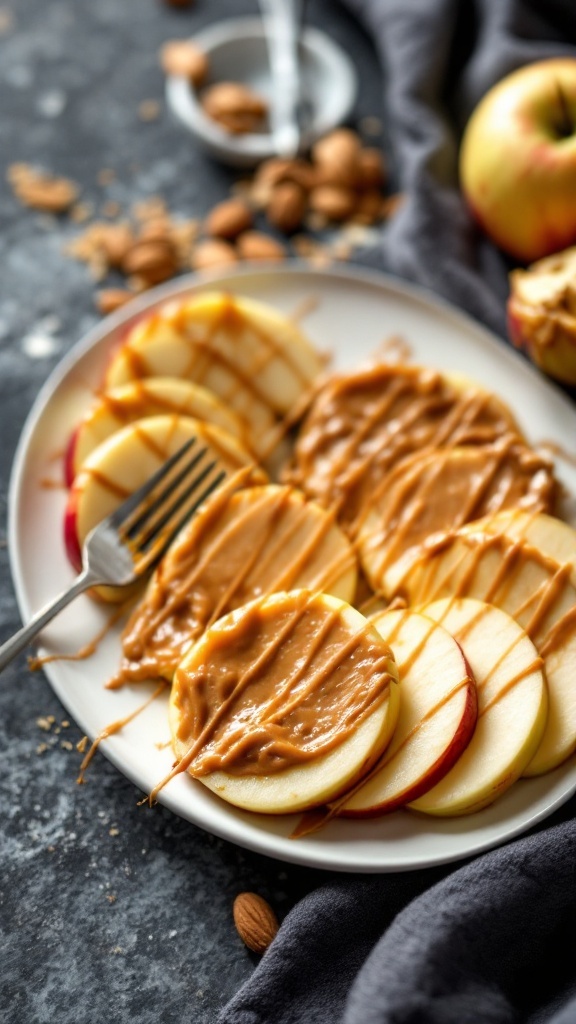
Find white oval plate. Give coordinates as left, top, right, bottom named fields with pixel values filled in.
left=9, top=264, right=576, bottom=873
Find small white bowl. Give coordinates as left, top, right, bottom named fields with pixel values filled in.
left=165, top=16, right=358, bottom=167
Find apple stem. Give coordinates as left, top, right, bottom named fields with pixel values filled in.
left=554, top=80, right=573, bottom=139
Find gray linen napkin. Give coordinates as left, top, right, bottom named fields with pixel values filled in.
left=219, top=2, right=576, bottom=1021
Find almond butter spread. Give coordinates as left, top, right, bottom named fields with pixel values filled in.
left=110, top=483, right=356, bottom=687
left=358, top=437, right=556, bottom=593
left=168, top=590, right=397, bottom=779
left=286, top=363, right=554, bottom=535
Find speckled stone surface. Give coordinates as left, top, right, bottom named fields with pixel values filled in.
left=0, top=2, right=384, bottom=1021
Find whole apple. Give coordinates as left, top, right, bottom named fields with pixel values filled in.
left=460, top=58, right=576, bottom=263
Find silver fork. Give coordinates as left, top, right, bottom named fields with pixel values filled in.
left=0, top=437, right=227, bottom=673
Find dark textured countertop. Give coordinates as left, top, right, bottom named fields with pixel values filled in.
left=0, top=2, right=384, bottom=1021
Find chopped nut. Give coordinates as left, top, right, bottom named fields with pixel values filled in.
left=236, top=231, right=285, bottom=262
left=138, top=99, right=161, bottom=122
left=309, top=185, right=357, bottom=222
left=201, top=82, right=268, bottom=134
left=381, top=192, right=406, bottom=219
left=8, top=164, right=78, bottom=213
left=254, top=157, right=315, bottom=195
left=61, top=740, right=74, bottom=751
left=204, top=198, right=253, bottom=240
left=266, top=182, right=306, bottom=234
left=95, top=289, right=135, bottom=315
left=191, top=238, right=238, bottom=270
left=160, top=39, right=208, bottom=87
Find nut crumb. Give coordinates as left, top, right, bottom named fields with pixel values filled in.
left=8, top=164, right=78, bottom=213
left=138, top=99, right=161, bottom=122
left=36, top=716, right=52, bottom=731
left=76, top=736, right=88, bottom=753
left=61, top=740, right=74, bottom=751
left=36, top=742, right=48, bottom=755
left=109, top=827, right=120, bottom=836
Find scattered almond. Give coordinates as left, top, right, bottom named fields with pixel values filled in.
left=160, top=39, right=208, bottom=87
left=95, top=289, right=134, bottom=315
left=8, top=164, right=78, bottom=213
left=309, top=184, right=357, bottom=223
left=121, top=238, right=177, bottom=284
left=254, top=157, right=315, bottom=195
left=381, top=192, right=406, bottom=219
left=266, top=182, right=306, bottom=233
left=236, top=231, right=285, bottom=262
left=201, top=82, right=268, bottom=134
left=356, top=148, right=387, bottom=191
left=312, top=128, right=361, bottom=188
left=204, top=198, right=253, bottom=240
left=191, top=238, right=238, bottom=270
left=233, top=893, right=279, bottom=954
left=97, top=223, right=135, bottom=267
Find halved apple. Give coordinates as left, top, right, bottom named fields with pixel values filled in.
left=358, top=442, right=556, bottom=596
left=113, top=483, right=357, bottom=686
left=64, top=413, right=262, bottom=600
left=339, top=608, right=476, bottom=816
left=508, top=247, right=576, bottom=385
left=167, top=590, right=400, bottom=814
left=399, top=529, right=576, bottom=776
left=408, top=598, right=547, bottom=816
left=65, top=377, right=247, bottom=485
left=104, top=291, right=324, bottom=460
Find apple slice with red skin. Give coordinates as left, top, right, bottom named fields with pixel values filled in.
left=64, top=413, right=262, bottom=599
left=461, top=509, right=576, bottom=586
left=408, top=598, right=548, bottom=816
left=167, top=591, right=400, bottom=815
left=104, top=291, right=324, bottom=461
left=397, top=529, right=576, bottom=777
left=64, top=377, right=248, bottom=486
left=339, top=608, right=477, bottom=817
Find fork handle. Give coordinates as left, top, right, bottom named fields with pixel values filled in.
left=0, top=569, right=97, bottom=674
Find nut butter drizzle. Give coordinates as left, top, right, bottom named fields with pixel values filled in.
left=113, top=484, right=355, bottom=687
left=289, top=363, right=555, bottom=539
left=151, top=591, right=395, bottom=802
left=360, top=438, right=553, bottom=584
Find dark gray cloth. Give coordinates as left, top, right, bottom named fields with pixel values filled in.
left=219, top=2, right=576, bottom=1022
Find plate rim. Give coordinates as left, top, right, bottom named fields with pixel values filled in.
left=8, top=261, right=576, bottom=873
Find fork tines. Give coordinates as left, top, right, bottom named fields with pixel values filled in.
left=114, top=437, right=227, bottom=560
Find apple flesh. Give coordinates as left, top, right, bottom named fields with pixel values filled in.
left=507, top=246, right=576, bottom=384
left=399, top=528, right=576, bottom=776
left=461, top=509, right=576, bottom=586
left=339, top=609, right=477, bottom=816
left=460, top=58, right=576, bottom=262
left=64, top=413, right=261, bottom=601
left=104, top=291, right=324, bottom=460
left=65, top=376, right=248, bottom=486
left=408, top=598, right=547, bottom=816
left=169, top=591, right=400, bottom=814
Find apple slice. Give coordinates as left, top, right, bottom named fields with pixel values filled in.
left=64, top=413, right=262, bottom=600
left=407, top=598, right=547, bottom=816
left=399, top=528, right=576, bottom=776
left=114, top=483, right=357, bottom=685
left=65, top=377, right=247, bottom=485
left=339, top=609, right=476, bottom=816
left=288, top=361, right=522, bottom=533
left=358, top=442, right=556, bottom=596
left=167, top=590, right=400, bottom=814
left=104, top=291, right=324, bottom=460
left=461, top=509, right=576, bottom=586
